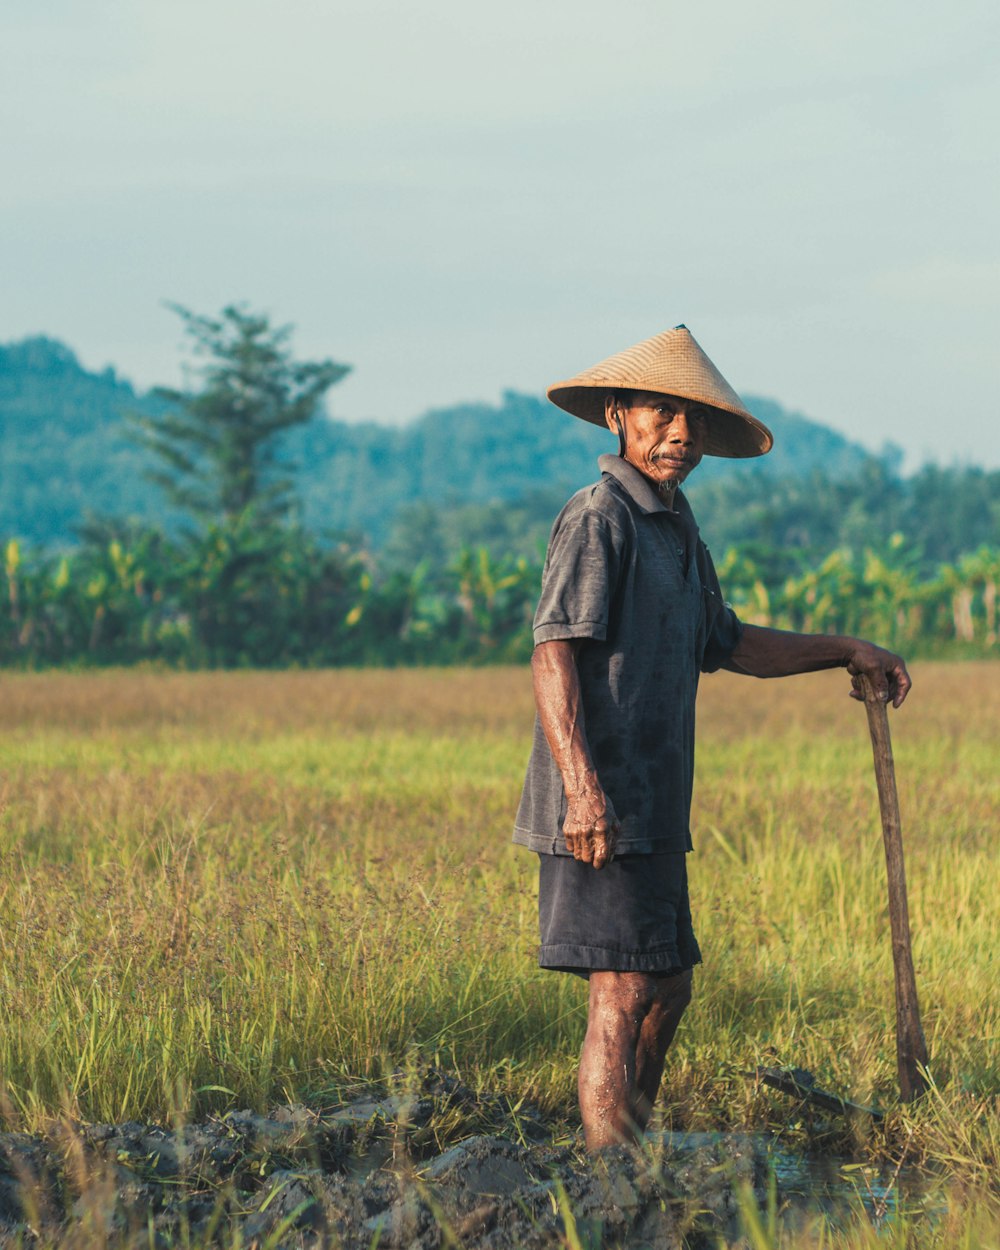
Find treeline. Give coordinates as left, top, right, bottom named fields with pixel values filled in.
left=2, top=522, right=998, bottom=669
left=0, top=523, right=534, bottom=667
left=377, top=459, right=1000, bottom=582
left=2, top=304, right=998, bottom=668
left=0, top=326, right=921, bottom=551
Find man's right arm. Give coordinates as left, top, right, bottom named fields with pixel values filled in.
left=531, top=639, right=619, bottom=870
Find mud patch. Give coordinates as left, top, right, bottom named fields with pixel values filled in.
left=0, top=1074, right=914, bottom=1248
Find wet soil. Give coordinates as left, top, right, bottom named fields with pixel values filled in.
left=0, top=1071, right=911, bottom=1248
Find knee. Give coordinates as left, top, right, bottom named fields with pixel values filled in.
left=668, top=968, right=694, bottom=1009
left=589, top=972, right=662, bottom=1033
left=648, top=968, right=694, bottom=1021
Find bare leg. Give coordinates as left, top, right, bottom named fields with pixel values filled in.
left=632, top=969, right=693, bottom=1131
left=578, top=970, right=693, bottom=1150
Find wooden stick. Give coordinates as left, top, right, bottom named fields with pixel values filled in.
left=859, top=673, right=929, bottom=1102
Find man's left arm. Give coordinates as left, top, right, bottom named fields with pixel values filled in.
left=724, top=623, right=912, bottom=708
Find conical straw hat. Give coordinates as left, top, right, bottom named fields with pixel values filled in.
left=547, top=325, right=773, bottom=459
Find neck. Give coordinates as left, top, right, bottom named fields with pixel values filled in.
left=656, top=480, right=678, bottom=509
left=619, top=451, right=680, bottom=509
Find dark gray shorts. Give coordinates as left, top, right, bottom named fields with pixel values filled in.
left=537, top=851, right=701, bottom=978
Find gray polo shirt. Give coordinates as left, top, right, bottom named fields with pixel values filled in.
left=513, top=454, right=742, bottom=856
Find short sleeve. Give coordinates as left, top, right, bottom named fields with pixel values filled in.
left=698, top=543, right=744, bottom=672
left=533, top=508, right=628, bottom=645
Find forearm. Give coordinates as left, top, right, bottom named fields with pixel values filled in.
left=532, top=638, right=619, bottom=867
left=725, top=623, right=912, bottom=707
left=531, top=639, right=600, bottom=799
left=725, top=623, right=853, bottom=678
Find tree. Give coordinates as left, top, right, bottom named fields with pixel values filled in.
left=133, top=304, right=350, bottom=526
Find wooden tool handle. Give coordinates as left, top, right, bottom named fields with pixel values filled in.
left=859, top=674, right=929, bottom=1101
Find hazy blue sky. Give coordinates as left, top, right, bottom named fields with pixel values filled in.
left=2, top=0, right=997, bottom=467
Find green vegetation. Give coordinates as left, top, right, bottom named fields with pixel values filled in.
left=4, top=522, right=999, bottom=667
left=1, top=335, right=881, bottom=550
left=3, top=332, right=998, bottom=562
left=3, top=322, right=998, bottom=671
left=0, top=665, right=996, bottom=1245
left=132, top=304, right=350, bottom=525
left=2, top=315, right=996, bottom=1241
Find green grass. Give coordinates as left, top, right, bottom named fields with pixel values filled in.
left=0, top=662, right=997, bottom=1244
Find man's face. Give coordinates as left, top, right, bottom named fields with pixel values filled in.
left=605, top=391, right=708, bottom=490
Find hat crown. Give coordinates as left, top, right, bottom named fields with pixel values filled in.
left=570, top=326, right=743, bottom=411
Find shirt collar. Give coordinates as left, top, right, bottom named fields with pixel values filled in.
left=598, top=453, right=679, bottom=516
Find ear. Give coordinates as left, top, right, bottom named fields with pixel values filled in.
left=603, top=393, right=622, bottom=435
left=605, top=394, right=629, bottom=458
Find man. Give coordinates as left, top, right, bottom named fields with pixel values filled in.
left=513, top=326, right=910, bottom=1151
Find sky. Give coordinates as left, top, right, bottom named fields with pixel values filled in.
left=2, top=0, right=998, bottom=469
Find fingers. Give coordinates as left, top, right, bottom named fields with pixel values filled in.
left=563, top=825, right=595, bottom=863
left=564, top=822, right=619, bottom=868
left=873, top=661, right=911, bottom=708
left=563, top=791, right=618, bottom=868
left=575, top=819, right=606, bottom=865
left=847, top=648, right=912, bottom=709
left=587, top=814, right=616, bottom=868
left=590, top=820, right=620, bottom=871
left=889, top=661, right=912, bottom=708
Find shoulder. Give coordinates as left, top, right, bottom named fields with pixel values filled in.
left=550, top=475, right=635, bottom=540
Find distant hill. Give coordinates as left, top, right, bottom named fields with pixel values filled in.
left=1, top=335, right=878, bottom=547
left=0, top=338, right=164, bottom=546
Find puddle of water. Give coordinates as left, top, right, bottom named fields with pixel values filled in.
left=658, top=1130, right=936, bottom=1230
left=769, top=1148, right=930, bottom=1226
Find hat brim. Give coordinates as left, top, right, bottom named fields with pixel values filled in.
left=546, top=383, right=773, bottom=459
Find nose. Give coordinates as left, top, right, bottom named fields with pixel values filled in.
left=668, top=411, right=696, bottom=446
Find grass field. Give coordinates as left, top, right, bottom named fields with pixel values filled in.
left=0, top=663, right=997, bottom=1246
